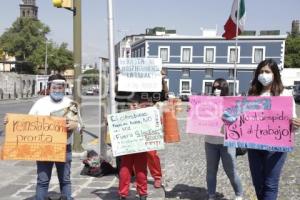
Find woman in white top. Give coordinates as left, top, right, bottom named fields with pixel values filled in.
left=205, top=78, right=243, bottom=200
left=247, top=59, right=300, bottom=200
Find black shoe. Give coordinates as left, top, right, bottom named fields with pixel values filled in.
left=139, top=196, right=147, bottom=200
left=119, top=196, right=127, bottom=200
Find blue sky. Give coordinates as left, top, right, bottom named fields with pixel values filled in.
left=0, top=0, right=299, bottom=65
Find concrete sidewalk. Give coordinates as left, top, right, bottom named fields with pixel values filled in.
left=0, top=149, right=165, bottom=200
left=0, top=96, right=39, bottom=105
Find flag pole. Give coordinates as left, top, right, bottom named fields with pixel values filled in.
left=233, top=0, right=240, bottom=96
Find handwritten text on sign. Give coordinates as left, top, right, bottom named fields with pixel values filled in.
left=2, top=113, right=67, bottom=162
left=223, top=96, right=293, bottom=152
left=186, top=96, right=224, bottom=136
left=118, top=58, right=162, bottom=92
left=108, top=107, right=164, bottom=157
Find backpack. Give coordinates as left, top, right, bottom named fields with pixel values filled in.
left=80, top=150, right=117, bottom=177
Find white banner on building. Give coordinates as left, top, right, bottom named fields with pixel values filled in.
left=107, top=106, right=164, bottom=157
left=118, top=58, right=162, bottom=92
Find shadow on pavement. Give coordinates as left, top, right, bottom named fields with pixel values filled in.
left=23, top=191, right=68, bottom=200
left=91, top=186, right=120, bottom=199
left=165, top=184, right=229, bottom=200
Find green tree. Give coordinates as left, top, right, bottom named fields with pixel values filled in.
left=47, top=42, right=73, bottom=72
left=0, top=17, right=49, bottom=73
left=0, top=48, right=4, bottom=61
left=284, top=33, right=300, bottom=68
left=0, top=17, right=73, bottom=74
left=83, top=69, right=99, bottom=85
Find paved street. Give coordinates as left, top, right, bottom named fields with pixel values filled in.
left=0, top=97, right=300, bottom=200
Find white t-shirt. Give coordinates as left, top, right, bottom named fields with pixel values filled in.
left=28, top=96, right=74, bottom=144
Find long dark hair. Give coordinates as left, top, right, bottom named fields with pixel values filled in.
left=248, top=59, right=283, bottom=96
left=212, top=78, right=229, bottom=96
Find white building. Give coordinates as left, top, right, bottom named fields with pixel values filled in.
left=281, top=68, right=300, bottom=86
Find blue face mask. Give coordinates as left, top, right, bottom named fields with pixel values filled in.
left=50, top=92, right=64, bottom=102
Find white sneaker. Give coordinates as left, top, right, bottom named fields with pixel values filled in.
left=208, top=195, right=215, bottom=200
left=235, top=196, right=243, bottom=200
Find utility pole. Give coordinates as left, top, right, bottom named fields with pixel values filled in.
left=99, top=57, right=107, bottom=159
left=72, top=0, right=84, bottom=152
left=107, top=0, right=116, bottom=114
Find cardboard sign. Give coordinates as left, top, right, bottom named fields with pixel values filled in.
left=2, top=113, right=67, bottom=162
left=118, top=58, right=162, bottom=92
left=223, top=96, right=294, bottom=152
left=186, top=96, right=224, bottom=136
left=108, top=107, right=164, bottom=157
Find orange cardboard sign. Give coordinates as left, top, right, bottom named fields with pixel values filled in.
left=2, top=113, right=67, bottom=162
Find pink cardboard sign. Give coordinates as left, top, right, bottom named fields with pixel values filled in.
left=223, top=96, right=294, bottom=152
left=186, top=96, right=224, bottom=136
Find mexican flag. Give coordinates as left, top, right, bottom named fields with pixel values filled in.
left=222, top=0, right=246, bottom=40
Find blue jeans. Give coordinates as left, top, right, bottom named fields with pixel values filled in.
left=35, top=149, right=72, bottom=200
left=248, top=149, right=287, bottom=200
left=205, top=142, right=243, bottom=197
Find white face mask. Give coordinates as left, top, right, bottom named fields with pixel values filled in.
left=214, top=89, right=222, bottom=96
left=258, top=73, right=273, bottom=86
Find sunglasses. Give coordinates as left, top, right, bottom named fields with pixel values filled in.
left=212, top=86, right=222, bottom=90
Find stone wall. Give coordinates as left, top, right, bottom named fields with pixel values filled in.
left=0, top=72, right=37, bottom=100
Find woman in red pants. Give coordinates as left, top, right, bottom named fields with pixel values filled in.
left=147, top=150, right=162, bottom=188
left=118, top=94, right=155, bottom=200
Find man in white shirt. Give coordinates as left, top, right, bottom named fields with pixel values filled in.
left=28, top=74, right=78, bottom=200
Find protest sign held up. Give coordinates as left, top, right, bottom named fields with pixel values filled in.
left=186, top=96, right=224, bottom=136
left=118, top=58, right=162, bottom=92
left=223, top=96, right=294, bottom=152
left=108, top=107, right=164, bottom=157
left=2, top=113, right=67, bottom=162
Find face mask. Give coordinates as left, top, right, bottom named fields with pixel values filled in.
left=258, top=73, right=273, bottom=86
left=50, top=92, right=64, bottom=102
left=214, top=89, right=221, bottom=96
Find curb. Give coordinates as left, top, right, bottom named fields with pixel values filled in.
left=0, top=96, right=39, bottom=105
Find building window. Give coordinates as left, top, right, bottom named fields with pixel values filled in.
left=126, top=49, right=131, bottom=57
left=228, top=80, right=239, bottom=95
left=182, top=68, right=190, bottom=77
left=229, top=69, right=235, bottom=79
left=202, top=80, right=214, bottom=95
left=205, top=68, right=213, bottom=78
left=137, top=49, right=141, bottom=57
left=204, top=46, right=216, bottom=63
left=227, top=46, right=240, bottom=63
left=181, top=46, right=193, bottom=63
left=252, top=46, right=265, bottom=63
left=180, top=79, right=192, bottom=93
left=141, top=47, right=145, bottom=57
left=159, top=46, right=170, bottom=62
